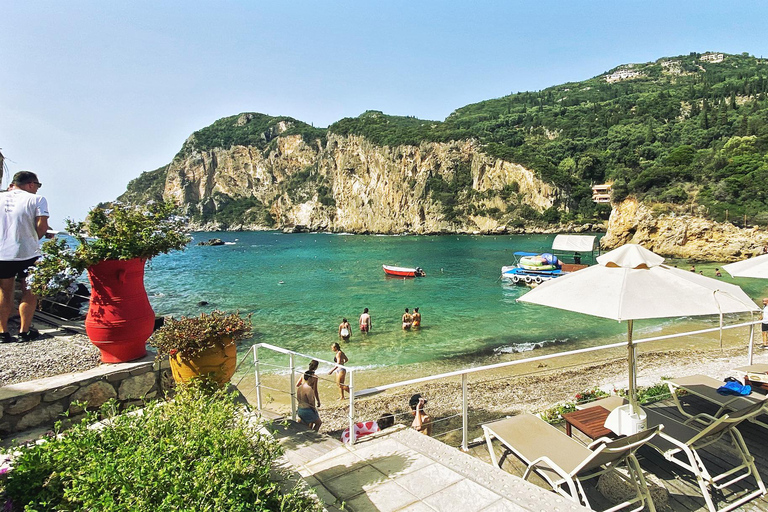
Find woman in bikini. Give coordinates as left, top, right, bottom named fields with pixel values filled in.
left=329, top=342, right=350, bottom=399
left=402, top=308, right=412, bottom=330
left=338, top=318, right=351, bottom=341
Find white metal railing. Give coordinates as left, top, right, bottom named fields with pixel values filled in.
left=238, top=319, right=759, bottom=450
left=235, top=343, right=356, bottom=444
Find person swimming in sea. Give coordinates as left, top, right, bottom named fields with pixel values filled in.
left=411, top=307, right=421, bottom=329
left=338, top=318, right=351, bottom=341
left=402, top=308, right=412, bottom=330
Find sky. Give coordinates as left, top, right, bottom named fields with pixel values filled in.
left=2, top=1, right=768, bottom=227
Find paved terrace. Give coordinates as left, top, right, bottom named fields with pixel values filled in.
left=270, top=419, right=589, bottom=512
left=467, top=394, right=768, bottom=512
left=271, top=393, right=768, bottom=511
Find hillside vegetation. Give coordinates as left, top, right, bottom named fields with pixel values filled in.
left=126, top=51, right=768, bottom=227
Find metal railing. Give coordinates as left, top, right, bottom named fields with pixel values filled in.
left=234, top=343, right=356, bottom=444
left=238, top=319, right=759, bottom=450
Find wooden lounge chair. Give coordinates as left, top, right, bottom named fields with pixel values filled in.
left=666, top=374, right=768, bottom=428
left=645, top=401, right=767, bottom=512
left=482, top=413, right=660, bottom=512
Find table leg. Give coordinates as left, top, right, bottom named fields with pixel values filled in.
left=566, top=422, right=572, bottom=437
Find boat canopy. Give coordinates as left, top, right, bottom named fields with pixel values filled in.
left=551, top=235, right=596, bottom=253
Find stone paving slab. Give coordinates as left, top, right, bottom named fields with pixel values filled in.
left=270, top=420, right=589, bottom=512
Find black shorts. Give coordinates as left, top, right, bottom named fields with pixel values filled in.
left=0, top=257, right=39, bottom=280
left=762, top=323, right=768, bottom=333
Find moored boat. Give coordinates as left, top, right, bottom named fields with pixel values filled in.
left=383, top=265, right=426, bottom=277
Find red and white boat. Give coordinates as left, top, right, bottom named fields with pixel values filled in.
left=382, top=265, right=426, bottom=277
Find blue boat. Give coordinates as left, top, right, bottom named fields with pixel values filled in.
left=501, top=251, right=566, bottom=286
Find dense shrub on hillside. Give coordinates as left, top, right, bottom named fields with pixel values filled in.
left=2, top=385, right=322, bottom=512
left=122, top=52, right=768, bottom=227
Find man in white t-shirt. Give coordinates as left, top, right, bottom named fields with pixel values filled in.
left=0, top=171, right=50, bottom=343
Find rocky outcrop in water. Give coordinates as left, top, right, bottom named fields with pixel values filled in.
left=602, top=198, right=768, bottom=261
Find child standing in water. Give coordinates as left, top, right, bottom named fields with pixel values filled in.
left=329, top=342, right=350, bottom=399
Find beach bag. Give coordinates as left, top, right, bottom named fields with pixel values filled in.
left=340, top=421, right=380, bottom=443
left=717, top=378, right=751, bottom=396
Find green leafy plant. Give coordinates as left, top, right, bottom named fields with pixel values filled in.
left=2, top=383, right=322, bottom=511
left=150, top=310, right=253, bottom=359
left=26, top=201, right=190, bottom=297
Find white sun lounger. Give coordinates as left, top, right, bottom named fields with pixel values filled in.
left=482, top=413, right=660, bottom=512
left=645, top=401, right=767, bottom=512
left=666, top=374, right=768, bottom=428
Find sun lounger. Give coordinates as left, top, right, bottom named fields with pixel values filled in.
left=482, top=413, right=660, bottom=512
left=645, top=401, right=767, bottom=512
left=666, top=374, right=768, bottom=428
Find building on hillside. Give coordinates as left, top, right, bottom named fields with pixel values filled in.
left=592, top=183, right=612, bottom=203
left=604, top=68, right=643, bottom=83
left=700, top=53, right=724, bottom=63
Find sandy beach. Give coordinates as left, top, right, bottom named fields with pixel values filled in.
left=238, top=318, right=767, bottom=443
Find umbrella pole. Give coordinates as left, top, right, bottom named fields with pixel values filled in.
left=627, top=320, right=639, bottom=414
left=748, top=312, right=755, bottom=365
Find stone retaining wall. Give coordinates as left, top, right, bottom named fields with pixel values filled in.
left=0, top=355, right=173, bottom=436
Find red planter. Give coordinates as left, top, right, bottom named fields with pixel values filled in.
left=85, top=258, right=154, bottom=363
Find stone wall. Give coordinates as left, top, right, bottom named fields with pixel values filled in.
left=0, top=355, right=173, bottom=437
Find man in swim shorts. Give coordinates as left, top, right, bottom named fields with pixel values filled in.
left=411, top=307, right=421, bottom=328
left=359, top=308, right=371, bottom=333
left=296, top=370, right=322, bottom=431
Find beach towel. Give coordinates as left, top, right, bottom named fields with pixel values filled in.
left=717, top=379, right=752, bottom=396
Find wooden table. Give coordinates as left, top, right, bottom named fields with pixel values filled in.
left=562, top=406, right=614, bottom=440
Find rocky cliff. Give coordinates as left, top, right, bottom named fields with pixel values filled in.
left=602, top=198, right=768, bottom=261
left=155, top=116, right=559, bottom=233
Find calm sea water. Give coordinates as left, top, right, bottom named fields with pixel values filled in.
left=142, top=232, right=768, bottom=373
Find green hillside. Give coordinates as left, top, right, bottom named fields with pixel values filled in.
left=330, top=52, right=768, bottom=225
left=125, top=51, right=768, bottom=227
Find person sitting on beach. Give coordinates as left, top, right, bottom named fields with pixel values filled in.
left=329, top=342, right=350, bottom=399
left=715, top=268, right=722, bottom=277
left=690, top=265, right=696, bottom=272
left=359, top=308, right=371, bottom=334
left=339, top=318, right=351, bottom=341
left=296, top=369, right=322, bottom=432
left=296, top=360, right=320, bottom=409
left=411, top=307, right=421, bottom=329
left=402, top=308, right=412, bottom=330
left=409, top=393, right=432, bottom=436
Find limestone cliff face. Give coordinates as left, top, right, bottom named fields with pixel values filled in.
left=163, top=130, right=556, bottom=233
left=602, top=198, right=768, bottom=261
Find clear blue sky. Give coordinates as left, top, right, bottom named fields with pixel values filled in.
left=2, top=1, right=767, bottom=226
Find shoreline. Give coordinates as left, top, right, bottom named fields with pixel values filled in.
left=312, top=344, right=766, bottom=438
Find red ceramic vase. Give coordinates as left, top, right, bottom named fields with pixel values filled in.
left=85, top=258, right=154, bottom=363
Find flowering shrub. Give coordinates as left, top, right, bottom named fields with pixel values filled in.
left=26, top=201, right=190, bottom=296
left=150, top=311, right=253, bottom=359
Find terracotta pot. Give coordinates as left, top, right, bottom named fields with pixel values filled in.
left=85, top=258, right=154, bottom=363
left=169, top=338, right=237, bottom=387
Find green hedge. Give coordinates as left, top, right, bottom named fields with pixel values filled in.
left=2, top=385, right=322, bottom=512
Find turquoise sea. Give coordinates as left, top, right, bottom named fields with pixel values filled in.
left=142, top=232, right=768, bottom=376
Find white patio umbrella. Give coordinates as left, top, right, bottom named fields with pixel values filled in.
left=722, top=253, right=768, bottom=279
left=518, top=244, right=759, bottom=413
